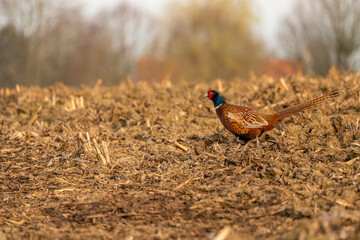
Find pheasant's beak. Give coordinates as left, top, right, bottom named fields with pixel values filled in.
left=203, top=93, right=208, bottom=98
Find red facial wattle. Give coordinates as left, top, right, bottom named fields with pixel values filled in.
left=208, top=91, right=214, bottom=99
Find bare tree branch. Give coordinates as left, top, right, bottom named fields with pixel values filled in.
left=279, top=0, right=360, bottom=75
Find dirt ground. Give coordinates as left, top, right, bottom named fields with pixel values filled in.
left=1, top=69, right=360, bottom=239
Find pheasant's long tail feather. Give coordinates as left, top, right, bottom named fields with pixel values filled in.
left=275, top=90, right=341, bottom=120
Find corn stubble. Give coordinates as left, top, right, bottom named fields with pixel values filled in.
left=1, top=71, right=360, bottom=239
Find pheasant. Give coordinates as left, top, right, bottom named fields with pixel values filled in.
left=205, top=89, right=340, bottom=153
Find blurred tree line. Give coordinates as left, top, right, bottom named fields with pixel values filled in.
left=0, top=0, right=154, bottom=86
left=0, top=0, right=266, bottom=87
left=279, top=0, right=360, bottom=75
left=153, top=0, right=264, bottom=81
left=0, top=0, right=359, bottom=87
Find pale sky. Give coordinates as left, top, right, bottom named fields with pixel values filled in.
left=79, top=0, right=297, bottom=52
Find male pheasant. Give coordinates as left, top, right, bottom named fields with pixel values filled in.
left=206, top=90, right=340, bottom=152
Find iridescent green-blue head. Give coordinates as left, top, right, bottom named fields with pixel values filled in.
left=206, top=90, right=226, bottom=108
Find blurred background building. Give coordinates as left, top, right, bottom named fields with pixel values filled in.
left=0, top=0, right=359, bottom=87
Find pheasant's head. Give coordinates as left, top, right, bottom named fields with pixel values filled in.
left=206, top=90, right=218, bottom=100
left=205, top=90, right=226, bottom=109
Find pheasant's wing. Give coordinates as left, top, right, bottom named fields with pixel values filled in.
left=227, top=107, right=268, bottom=129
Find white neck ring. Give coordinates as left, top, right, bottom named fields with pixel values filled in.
left=214, top=103, right=223, bottom=110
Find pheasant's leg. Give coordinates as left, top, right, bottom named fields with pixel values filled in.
left=256, top=131, right=265, bottom=152
left=239, top=141, right=250, bottom=157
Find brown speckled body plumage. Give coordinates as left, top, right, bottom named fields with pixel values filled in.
left=215, top=103, right=271, bottom=140
left=207, top=90, right=340, bottom=141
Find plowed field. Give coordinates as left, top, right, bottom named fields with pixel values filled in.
left=1, top=70, right=360, bottom=239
